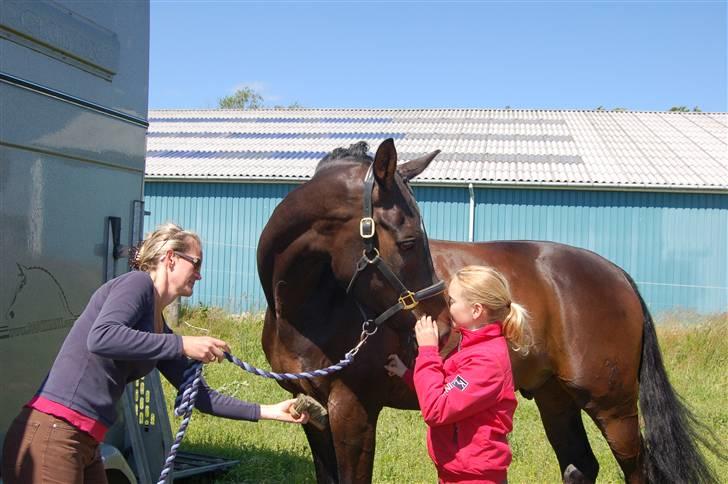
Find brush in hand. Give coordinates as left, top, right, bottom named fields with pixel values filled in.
left=290, top=394, right=328, bottom=431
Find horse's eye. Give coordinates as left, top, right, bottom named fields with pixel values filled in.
left=398, top=239, right=416, bottom=251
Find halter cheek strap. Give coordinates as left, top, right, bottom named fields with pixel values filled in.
left=346, top=164, right=446, bottom=328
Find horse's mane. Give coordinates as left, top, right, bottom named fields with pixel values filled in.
left=315, top=141, right=373, bottom=172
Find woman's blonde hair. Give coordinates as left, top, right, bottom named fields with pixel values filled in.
left=453, top=265, right=532, bottom=356
left=130, top=222, right=201, bottom=272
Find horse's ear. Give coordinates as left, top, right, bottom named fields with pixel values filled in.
left=373, top=138, right=398, bottom=188
left=398, top=149, right=441, bottom=182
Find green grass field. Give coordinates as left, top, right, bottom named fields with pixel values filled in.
left=165, top=308, right=727, bottom=483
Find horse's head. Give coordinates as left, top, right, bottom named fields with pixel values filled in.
left=312, top=139, right=450, bottom=338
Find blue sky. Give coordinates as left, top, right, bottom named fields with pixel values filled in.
left=149, top=1, right=727, bottom=111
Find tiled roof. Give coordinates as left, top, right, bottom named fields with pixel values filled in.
left=145, top=109, right=728, bottom=191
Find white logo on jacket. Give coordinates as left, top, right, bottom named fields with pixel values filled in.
left=443, top=374, right=469, bottom=394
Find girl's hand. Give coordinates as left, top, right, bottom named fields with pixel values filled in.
left=384, top=354, right=408, bottom=377
left=260, top=398, right=309, bottom=424
left=181, top=336, right=230, bottom=363
left=414, top=315, right=439, bottom=347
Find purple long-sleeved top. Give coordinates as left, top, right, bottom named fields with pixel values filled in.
left=37, top=270, right=260, bottom=428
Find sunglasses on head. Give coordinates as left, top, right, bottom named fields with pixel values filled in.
left=173, top=251, right=202, bottom=272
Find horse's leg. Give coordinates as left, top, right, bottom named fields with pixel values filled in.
left=302, top=424, right=339, bottom=484
left=533, top=378, right=599, bottom=483
left=583, top=403, right=643, bottom=484
left=327, top=381, right=380, bottom=483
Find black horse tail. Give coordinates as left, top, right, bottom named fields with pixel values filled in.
left=623, top=271, right=720, bottom=483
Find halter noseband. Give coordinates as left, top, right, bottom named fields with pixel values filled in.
left=346, top=164, right=446, bottom=328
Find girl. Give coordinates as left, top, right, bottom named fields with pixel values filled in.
left=2, top=223, right=307, bottom=484
left=385, top=265, right=531, bottom=484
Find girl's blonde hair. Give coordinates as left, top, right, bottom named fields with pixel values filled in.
left=453, top=265, right=532, bottom=356
left=130, top=223, right=201, bottom=272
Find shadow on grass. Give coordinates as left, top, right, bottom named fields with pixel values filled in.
left=174, top=441, right=316, bottom=484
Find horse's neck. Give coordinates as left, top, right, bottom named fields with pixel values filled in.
left=260, top=179, right=348, bottom=304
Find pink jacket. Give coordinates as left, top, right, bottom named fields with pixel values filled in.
left=407, top=323, right=517, bottom=483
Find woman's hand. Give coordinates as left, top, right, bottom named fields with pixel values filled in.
left=414, top=315, right=439, bottom=347
left=181, top=336, right=230, bottom=363
left=384, top=354, right=408, bottom=377
left=259, top=398, right=309, bottom=424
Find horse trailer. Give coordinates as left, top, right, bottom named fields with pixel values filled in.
left=0, top=1, right=235, bottom=482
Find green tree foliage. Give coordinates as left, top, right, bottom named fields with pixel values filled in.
left=218, top=87, right=264, bottom=109
left=218, top=86, right=303, bottom=110
left=669, top=106, right=702, bottom=112
left=273, top=101, right=303, bottom=110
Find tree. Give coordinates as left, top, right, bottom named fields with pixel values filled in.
left=218, top=87, right=264, bottom=109
left=668, top=106, right=703, bottom=112
left=273, top=101, right=303, bottom=110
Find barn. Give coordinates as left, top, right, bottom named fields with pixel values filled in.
left=144, top=109, right=727, bottom=316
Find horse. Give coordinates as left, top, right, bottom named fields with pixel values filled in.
left=256, top=139, right=717, bottom=483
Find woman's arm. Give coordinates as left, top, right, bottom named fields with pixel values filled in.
left=157, top=357, right=307, bottom=424
left=87, top=273, right=182, bottom=360
left=157, top=356, right=261, bottom=421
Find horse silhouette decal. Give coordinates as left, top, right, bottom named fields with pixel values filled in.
left=1, top=264, right=79, bottom=339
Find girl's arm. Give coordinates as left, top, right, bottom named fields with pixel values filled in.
left=413, top=346, right=503, bottom=426
left=385, top=354, right=415, bottom=390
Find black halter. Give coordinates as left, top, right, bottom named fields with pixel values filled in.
left=346, top=165, right=446, bottom=328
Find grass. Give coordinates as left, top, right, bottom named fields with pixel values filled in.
left=164, top=307, right=727, bottom=483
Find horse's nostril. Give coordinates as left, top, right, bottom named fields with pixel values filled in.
left=9, top=310, right=14, bottom=319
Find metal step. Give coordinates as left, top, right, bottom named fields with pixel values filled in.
left=172, top=451, right=239, bottom=480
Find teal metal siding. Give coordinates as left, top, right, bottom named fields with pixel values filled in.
left=472, top=188, right=727, bottom=315
left=144, top=182, right=296, bottom=313
left=144, top=182, right=727, bottom=315
left=412, top=186, right=470, bottom=241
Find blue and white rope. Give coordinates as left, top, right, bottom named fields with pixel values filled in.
left=223, top=351, right=355, bottom=380
left=156, top=350, right=357, bottom=483
left=158, top=361, right=203, bottom=484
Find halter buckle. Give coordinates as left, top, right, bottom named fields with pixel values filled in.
left=398, top=291, right=418, bottom=310
left=360, top=217, right=375, bottom=239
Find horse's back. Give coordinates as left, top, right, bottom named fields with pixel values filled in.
left=431, top=239, right=644, bottom=396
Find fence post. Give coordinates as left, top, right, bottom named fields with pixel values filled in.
left=167, top=297, right=180, bottom=326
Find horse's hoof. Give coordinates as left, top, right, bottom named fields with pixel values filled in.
left=563, top=464, right=591, bottom=484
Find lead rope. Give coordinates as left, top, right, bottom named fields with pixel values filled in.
left=156, top=325, right=374, bottom=484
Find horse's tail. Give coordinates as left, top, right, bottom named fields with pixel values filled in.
left=623, top=271, right=720, bottom=483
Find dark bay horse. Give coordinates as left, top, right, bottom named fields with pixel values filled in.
left=257, top=139, right=717, bottom=483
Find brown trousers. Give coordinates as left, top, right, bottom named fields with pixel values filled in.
left=1, top=407, right=107, bottom=484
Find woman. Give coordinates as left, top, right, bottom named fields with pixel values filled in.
left=1, top=223, right=307, bottom=484
left=386, top=265, right=531, bottom=484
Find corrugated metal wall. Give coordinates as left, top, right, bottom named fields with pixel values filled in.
left=144, top=182, right=297, bottom=313
left=144, top=182, right=727, bottom=315
left=471, top=188, right=727, bottom=314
